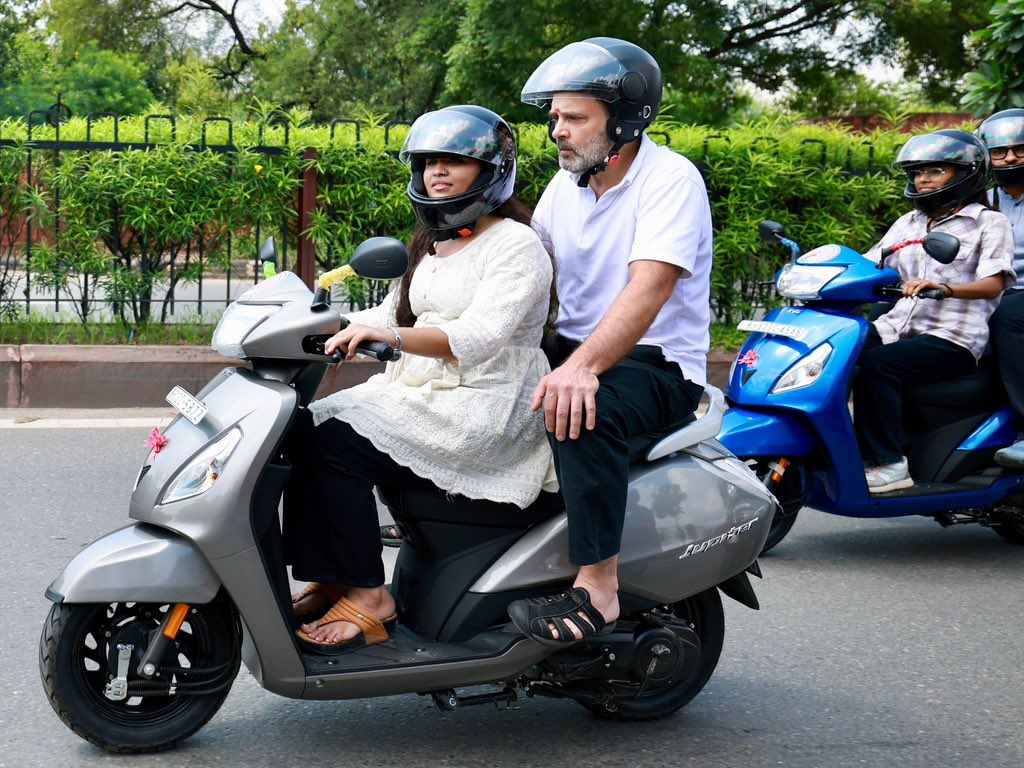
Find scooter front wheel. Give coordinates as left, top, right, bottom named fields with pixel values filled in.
left=755, top=459, right=805, bottom=554
left=39, top=596, right=241, bottom=753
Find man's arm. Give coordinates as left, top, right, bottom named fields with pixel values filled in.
left=531, top=259, right=682, bottom=441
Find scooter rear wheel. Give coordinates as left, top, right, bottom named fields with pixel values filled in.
left=39, top=596, right=241, bottom=753
left=582, top=587, right=725, bottom=721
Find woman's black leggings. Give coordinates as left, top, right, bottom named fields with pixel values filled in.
left=854, top=327, right=975, bottom=466
left=283, top=409, right=431, bottom=587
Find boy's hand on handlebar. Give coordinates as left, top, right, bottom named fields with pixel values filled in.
left=325, top=323, right=392, bottom=361
left=902, top=279, right=947, bottom=298
left=531, top=364, right=599, bottom=441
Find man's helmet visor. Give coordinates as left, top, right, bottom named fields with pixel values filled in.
left=521, top=41, right=626, bottom=106
left=399, top=110, right=506, bottom=165
left=895, top=133, right=983, bottom=167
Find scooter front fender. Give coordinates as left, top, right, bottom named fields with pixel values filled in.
left=46, top=523, right=221, bottom=604
left=718, top=406, right=817, bottom=458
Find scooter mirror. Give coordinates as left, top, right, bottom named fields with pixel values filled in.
left=350, top=237, right=409, bottom=279
left=922, top=231, right=960, bottom=265
left=259, top=237, right=277, bottom=265
left=759, top=220, right=786, bottom=243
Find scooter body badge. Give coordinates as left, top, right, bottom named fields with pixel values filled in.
left=679, top=517, right=760, bottom=559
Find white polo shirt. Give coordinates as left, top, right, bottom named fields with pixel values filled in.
left=532, top=134, right=713, bottom=385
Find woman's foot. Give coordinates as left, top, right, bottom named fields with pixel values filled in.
left=290, top=582, right=340, bottom=620
left=865, top=457, right=913, bottom=494
left=300, top=586, right=397, bottom=645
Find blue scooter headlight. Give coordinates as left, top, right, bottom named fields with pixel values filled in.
left=776, top=264, right=845, bottom=300
left=772, top=343, right=833, bottom=394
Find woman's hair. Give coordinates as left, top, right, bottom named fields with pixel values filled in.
left=394, top=197, right=557, bottom=328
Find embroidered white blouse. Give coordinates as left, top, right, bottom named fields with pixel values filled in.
left=309, top=218, right=558, bottom=508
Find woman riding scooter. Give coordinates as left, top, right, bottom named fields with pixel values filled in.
left=284, top=105, right=557, bottom=653
left=855, top=129, right=1015, bottom=494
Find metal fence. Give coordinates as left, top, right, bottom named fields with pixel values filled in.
left=0, top=101, right=893, bottom=323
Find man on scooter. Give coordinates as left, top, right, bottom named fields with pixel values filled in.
left=978, top=110, right=1024, bottom=467
left=507, top=38, right=713, bottom=644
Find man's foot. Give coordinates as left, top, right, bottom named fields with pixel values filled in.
left=995, top=439, right=1024, bottom=468
left=300, top=586, right=397, bottom=646
left=865, top=457, right=913, bottom=494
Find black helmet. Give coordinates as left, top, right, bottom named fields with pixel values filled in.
left=522, top=37, right=662, bottom=145
left=977, top=108, right=1024, bottom=187
left=895, top=129, right=990, bottom=216
left=399, top=105, right=516, bottom=238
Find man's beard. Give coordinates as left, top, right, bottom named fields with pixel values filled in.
left=557, top=132, right=614, bottom=174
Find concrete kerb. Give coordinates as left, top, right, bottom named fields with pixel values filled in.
left=5, top=345, right=735, bottom=408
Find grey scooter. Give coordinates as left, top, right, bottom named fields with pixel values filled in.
left=39, top=238, right=777, bottom=753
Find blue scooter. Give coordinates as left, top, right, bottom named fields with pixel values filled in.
left=718, top=220, right=1024, bottom=552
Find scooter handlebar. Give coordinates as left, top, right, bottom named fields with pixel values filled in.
left=329, top=341, right=400, bottom=363
left=879, top=285, right=947, bottom=300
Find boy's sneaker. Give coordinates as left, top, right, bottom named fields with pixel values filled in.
left=865, top=458, right=913, bottom=494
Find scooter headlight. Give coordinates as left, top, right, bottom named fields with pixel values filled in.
left=772, top=343, right=832, bottom=394
left=159, top=428, right=243, bottom=505
left=212, top=303, right=282, bottom=358
left=776, top=264, right=844, bottom=300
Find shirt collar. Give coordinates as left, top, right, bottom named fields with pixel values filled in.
left=997, top=186, right=1023, bottom=206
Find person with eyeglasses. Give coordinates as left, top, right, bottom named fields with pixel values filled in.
left=854, top=129, right=1015, bottom=493
left=977, top=109, right=1024, bottom=467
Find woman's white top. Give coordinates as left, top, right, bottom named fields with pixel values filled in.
left=310, top=218, right=558, bottom=508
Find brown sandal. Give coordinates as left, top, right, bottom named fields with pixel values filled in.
left=291, top=582, right=332, bottom=621
left=295, top=596, right=397, bottom=655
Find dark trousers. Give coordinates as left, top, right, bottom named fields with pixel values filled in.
left=283, top=409, right=430, bottom=587
left=544, top=335, right=704, bottom=566
left=991, top=290, right=1024, bottom=421
left=854, top=327, right=975, bottom=466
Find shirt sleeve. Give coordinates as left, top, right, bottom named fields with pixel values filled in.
left=627, top=166, right=711, bottom=279
left=974, top=210, right=1016, bottom=287
left=437, top=230, right=553, bottom=369
left=342, top=285, right=398, bottom=328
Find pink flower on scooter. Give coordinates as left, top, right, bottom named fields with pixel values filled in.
left=146, top=427, right=169, bottom=454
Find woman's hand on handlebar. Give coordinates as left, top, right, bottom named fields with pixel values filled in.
left=325, top=323, right=393, bottom=361
left=902, top=279, right=949, bottom=298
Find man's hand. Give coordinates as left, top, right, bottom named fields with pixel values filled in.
left=324, top=323, right=393, bottom=361
left=531, top=363, right=599, bottom=440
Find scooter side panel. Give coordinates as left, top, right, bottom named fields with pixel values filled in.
left=959, top=406, right=1017, bottom=451
left=470, top=451, right=775, bottom=604
left=45, top=523, right=221, bottom=604
left=718, top=406, right=818, bottom=457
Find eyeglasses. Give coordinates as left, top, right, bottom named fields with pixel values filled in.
left=991, top=145, right=1024, bottom=161
left=907, top=167, right=951, bottom=181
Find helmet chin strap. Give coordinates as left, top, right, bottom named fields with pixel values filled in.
left=576, top=139, right=626, bottom=188
left=428, top=223, right=477, bottom=254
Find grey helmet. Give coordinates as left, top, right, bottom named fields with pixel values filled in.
left=895, top=130, right=990, bottom=216
left=977, top=108, right=1024, bottom=187
left=399, top=105, right=516, bottom=239
left=521, top=37, right=661, bottom=185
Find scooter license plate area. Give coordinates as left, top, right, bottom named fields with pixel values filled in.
left=737, top=320, right=809, bottom=342
left=166, top=386, right=208, bottom=425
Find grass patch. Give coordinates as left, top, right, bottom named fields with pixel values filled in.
left=0, top=317, right=216, bottom=346
left=710, top=322, right=745, bottom=352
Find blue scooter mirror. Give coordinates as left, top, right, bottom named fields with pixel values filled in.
left=922, top=232, right=959, bottom=265
left=759, top=220, right=785, bottom=243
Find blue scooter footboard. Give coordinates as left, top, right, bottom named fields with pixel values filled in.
left=718, top=407, right=817, bottom=458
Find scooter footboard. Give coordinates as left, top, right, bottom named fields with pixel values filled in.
left=717, top=406, right=817, bottom=458
left=46, top=523, right=222, bottom=604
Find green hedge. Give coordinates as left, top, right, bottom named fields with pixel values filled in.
left=0, top=113, right=933, bottom=326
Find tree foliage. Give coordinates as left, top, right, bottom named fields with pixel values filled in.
left=962, top=0, right=1024, bottom=115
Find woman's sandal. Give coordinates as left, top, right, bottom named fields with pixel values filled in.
left=507, top=587, right=617, bottom=647
left=295, top=596, right=398, bottom=656
left=291, top=582, right=334, bottom=621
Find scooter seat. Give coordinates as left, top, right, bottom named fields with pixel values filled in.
left=627, top=414, right=696, bottom=463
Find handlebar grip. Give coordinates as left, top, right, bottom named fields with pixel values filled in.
left=357, top=341, right=400, bottom=362
left=917, top=288, right=947, bottom=300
